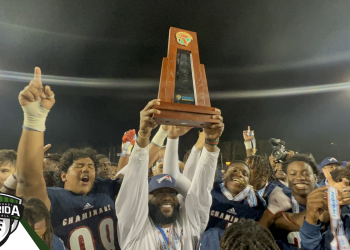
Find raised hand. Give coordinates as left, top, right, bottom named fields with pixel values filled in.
left=323, top=169, right=350, bottom=205
left=305, top=186, right=328, bottom=225
left=243, top=126, right=255, bottom=142
left=168, top=125, right=192, bottom=139
left=324, top=169, right=349, bottom=191
left=338, top=187, right=350, bottom=205
left=19, top=67, right=55, bottom=110
left=161, top=124, right=170, bottom=131
left=123, top=129, right=137, bottom=145
left=194, top=130, right=206, bottom=150
left=139, top=99, right=161, bottom=137
left=203, top=110, right=224, bottom=141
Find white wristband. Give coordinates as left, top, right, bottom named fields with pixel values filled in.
left=244, top=141, right=252, bottom=149
left=151, top=126, right=169, bottom=147
left=3, top=173, right=17, bottom=190
left=22, top=101, right=49, bottom=132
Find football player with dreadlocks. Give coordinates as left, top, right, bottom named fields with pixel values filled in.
left=245, top=155, right=277, bottom=199
left=23, top=197, right=67, bottom=250
left=197, top=218, right=280, bottom=250
left=220, top=219, right=279, bottom=250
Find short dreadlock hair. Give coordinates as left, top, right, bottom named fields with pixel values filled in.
left=282, top=154, right=319, bottom=176
left=54, top=148, right=99, bottom=188
left=23, top=197, right=53, bottom=249
left=44, top=153, right=61, bottom=162
left=245, top=155, right=276, bottom=182
left=220, top=219, right=279, bottom=250
left=0, top=150, right=17, bottom=168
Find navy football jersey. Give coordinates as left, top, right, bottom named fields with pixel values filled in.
left=47, top=178, right=122, bottom=250
left=215, top=169, right=223, bottom=183
left=318, top=178, right=327, bottom=187
left=206, top=181, right=266, bottom=231
left=281, top=188, right=306, bottom=214
left=258, top=182, right=277, bottom=202
left=342, top=205, right=350, bottom=214
left=196, top=227, right=224, bottom=250
left=53, top=234, right=68, bottom=250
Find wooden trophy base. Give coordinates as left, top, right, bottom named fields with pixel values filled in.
left=153, top=101, right=221, bottom=128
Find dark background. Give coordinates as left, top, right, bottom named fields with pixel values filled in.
left=1, top=0, right=350, bottom=163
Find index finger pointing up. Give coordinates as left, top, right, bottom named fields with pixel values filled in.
left=34, top=67, right=41, bottom=82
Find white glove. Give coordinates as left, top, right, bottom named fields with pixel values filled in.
left=267, top=186, right=292, bottom=214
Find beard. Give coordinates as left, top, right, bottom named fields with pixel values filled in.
left=148, top=202, right=180, bottom=225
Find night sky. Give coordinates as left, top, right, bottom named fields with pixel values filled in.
left=1, top=0, right=350, bottom=162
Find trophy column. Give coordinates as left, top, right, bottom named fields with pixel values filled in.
left=154, top=27, right=220, bottom=128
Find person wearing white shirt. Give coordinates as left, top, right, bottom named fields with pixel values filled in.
left=115, top=99, right=224, bottom=250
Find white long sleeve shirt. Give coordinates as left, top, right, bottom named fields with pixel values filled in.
left=163, top=138, right=192, bottom=196
left=183, top=146, right=201, bottom=181
left=116, top=142, right=219, bottom=250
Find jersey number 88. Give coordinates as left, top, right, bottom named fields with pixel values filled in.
left=68, top=217, right=115, bottom=250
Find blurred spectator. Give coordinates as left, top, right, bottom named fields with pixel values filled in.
left=0, top=150, right=17, bottom=188
left=44, top=153, right=61, bottom=171
left=96, top=154, right=112, bottom=179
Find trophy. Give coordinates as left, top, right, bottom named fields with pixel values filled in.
left=153, top=27, right=220, bottom=128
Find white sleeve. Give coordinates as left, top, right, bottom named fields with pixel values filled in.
left=185, top=146, right=219, bottom=235
left=183, top=146, right=201, bottom=181
left=115, top=143, right=149, bottom=249
left=115, top=164, right=129, bottom=178
left=163, top=138, right=191, bottom=197
left=267, top=186, right=292, bottom=215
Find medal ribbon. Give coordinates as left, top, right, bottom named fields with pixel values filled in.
left=291, top=195, right=300, bottom=214
left=155, top=223, right=181, bottom=250
left=290, top=195, right=302, bottom=248
left=328, top=186, right=350, bottom=250
left=220, top=182, right=258, bottom=207
left=258, top=183, right=268, bottom=197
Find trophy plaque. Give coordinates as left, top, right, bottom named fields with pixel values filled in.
left=153, top=27, right=220, bottom=128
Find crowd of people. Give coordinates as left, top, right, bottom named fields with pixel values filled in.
left=1, top=67, right=350, bottom=249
